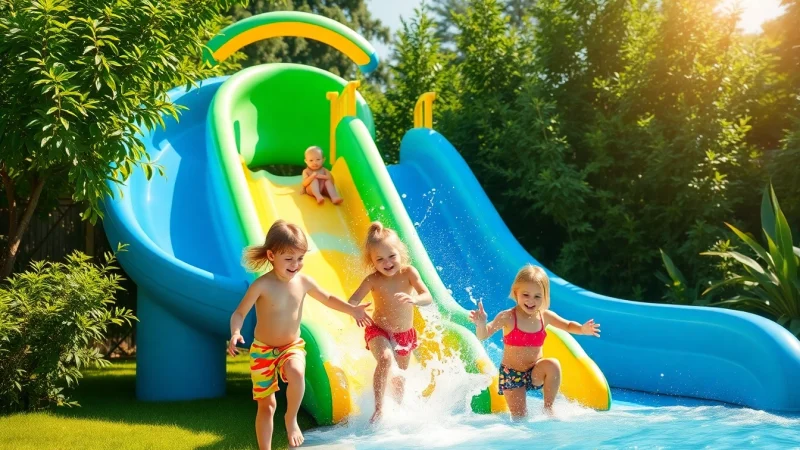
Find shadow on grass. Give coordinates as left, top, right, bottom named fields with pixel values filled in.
left=53, top=357, right=316, bottom=450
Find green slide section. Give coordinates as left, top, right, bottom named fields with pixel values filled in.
left=207, top=64, right=496, bottom=424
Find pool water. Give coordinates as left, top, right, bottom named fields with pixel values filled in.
left=308, top=305, right=800, bottom=449
left=305, top=367, right=800, bottom=450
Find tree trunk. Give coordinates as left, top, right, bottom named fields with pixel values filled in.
left=1, top=166, right=18, bottom=240
left=0, top=176, right=46, bottom=279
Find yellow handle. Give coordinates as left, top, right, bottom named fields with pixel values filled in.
left=327, top=80, right=361, bottom=162
left=413, top=92, right=437, bottom=129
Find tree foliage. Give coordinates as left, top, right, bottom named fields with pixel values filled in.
left=373, top=5, right=457, bottom=163
left=0, top=0, right=240, bottom=278
left=380, top=0, right=800, bottom=302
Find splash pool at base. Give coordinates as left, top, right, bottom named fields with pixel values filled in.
left=306, top=388, right=800, bottom=450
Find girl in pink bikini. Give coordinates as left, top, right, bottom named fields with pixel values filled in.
left=348, top=221, right=433, bottom=423
left=469, top=264, right=600, bottom=419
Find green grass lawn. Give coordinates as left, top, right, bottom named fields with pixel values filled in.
left=0, top=356, right=316, bottom=450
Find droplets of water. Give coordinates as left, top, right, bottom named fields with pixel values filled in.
left=413, top=189, right=437, bottom=228
left=307, top=396, right=800, bottom=449
left=305, top=297, right=495, bottom=448
left=465, top=286, right=482, bottom=306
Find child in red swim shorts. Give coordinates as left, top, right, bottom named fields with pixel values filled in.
left=348, top=221, right=433, bottom=423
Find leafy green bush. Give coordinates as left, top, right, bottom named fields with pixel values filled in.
left=656, top=249, right=704, bottom=306
left=657, top=239, right=740, bottom=306
left=703, top=185, right=800, bottom=337
left=0, top=251, right=135, bottom=413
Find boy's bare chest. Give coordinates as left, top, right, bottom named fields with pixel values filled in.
left=257, top=286, right=306, bottom=313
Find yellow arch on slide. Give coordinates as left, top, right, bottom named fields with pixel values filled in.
left=204, top=11, right=380, bottom=73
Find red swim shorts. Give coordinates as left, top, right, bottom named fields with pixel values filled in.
left=364, top=324, right=418, bottom=356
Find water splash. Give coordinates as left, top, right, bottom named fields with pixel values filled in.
left=412, top=189, right=437, bottom=228
left=306, top=392, right=800, bottom=450
left=307, top=296, right=493, bottom=448
left=464, top=286, right=482, bottom=306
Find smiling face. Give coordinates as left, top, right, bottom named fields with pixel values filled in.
left=304, top=148, right=325, bottom=171
left=267, top=247, right=306, bottom=281
left=513, top=281, right=545, bottom=315
left=369, top=241, right=403, bottom=277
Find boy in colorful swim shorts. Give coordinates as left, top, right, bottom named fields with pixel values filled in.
left=228, top=220, right=372, bottom=450
left=348, top=221, right=433, bottom=423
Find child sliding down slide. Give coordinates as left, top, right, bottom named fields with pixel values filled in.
left=348, top=221, right=433, bottom=423
left=302, top=146, right=343, bottom=205
left=470, top=265, right=601, bottom=419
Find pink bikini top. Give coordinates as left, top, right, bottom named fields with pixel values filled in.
left=503, top=309, right=547, bottom=347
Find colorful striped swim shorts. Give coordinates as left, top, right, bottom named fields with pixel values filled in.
left=249, top=338, right=306, bottom=400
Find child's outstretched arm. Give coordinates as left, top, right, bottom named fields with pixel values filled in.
left=543, top=310, right=600, bottom=337
left=228, top=280, right=261, bottom=356
left=304, top=275, right=373, bottom=327
left=470, top=301, right=510, bottom=341
left=396, top=266, right=432, bottom=306
left=348, top=276, right=372, bottom=306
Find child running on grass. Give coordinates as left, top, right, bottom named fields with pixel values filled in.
left=228, top=220, right=372, bottom=449
left=348, top=221, right=433, bottom=423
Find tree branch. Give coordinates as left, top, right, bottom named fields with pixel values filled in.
left=1, top=174, right=46, bottom=279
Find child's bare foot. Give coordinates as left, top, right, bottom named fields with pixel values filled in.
left=315, top=195, right=324, bottom=205
left=543, top=406, right=555, bottom=418
left=285, top=415, right=304, bottom=447
left=369, top=408, right=382, bottom=424
left=331, top=196, right=343, bottom=205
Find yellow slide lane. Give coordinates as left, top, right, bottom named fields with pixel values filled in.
left=243, top=158, right=436, bottom=419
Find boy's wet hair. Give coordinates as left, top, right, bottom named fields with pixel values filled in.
left=243, top=219, right=308, bottom=272
left=510, top=264, right=550, bottom=311
left=363, top=221, right=410, bottom=269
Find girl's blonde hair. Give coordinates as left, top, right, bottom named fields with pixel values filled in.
left=510, top=264, right=550, bottom=311
left=243, top=219, right=308, bottom=272
left=363, top=221, right=410, bottom=268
